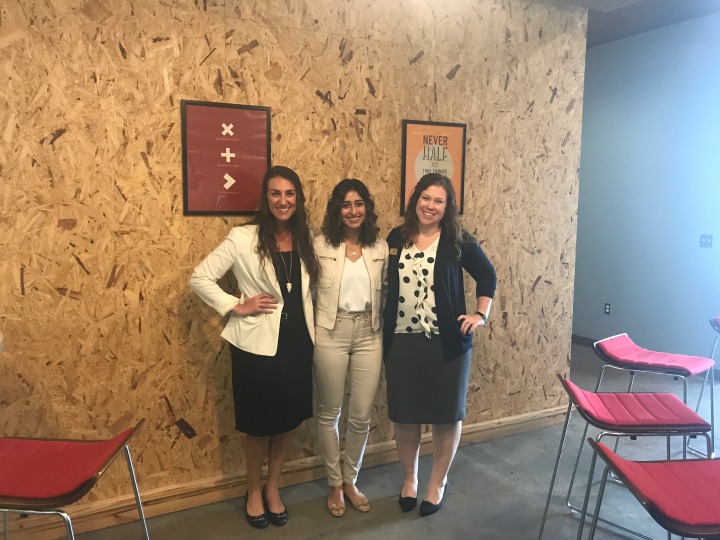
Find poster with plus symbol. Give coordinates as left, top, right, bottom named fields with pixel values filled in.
left=182, top=100, right=271, bottom=215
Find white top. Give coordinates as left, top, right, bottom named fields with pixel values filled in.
left=338, top=256, right=371, bottom=312
left=394, top=238, right=439, bottom=337
left=313, top=236, right=389, bottom=331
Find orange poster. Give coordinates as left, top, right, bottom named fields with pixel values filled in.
left=401, top=120, right=466, bottom=214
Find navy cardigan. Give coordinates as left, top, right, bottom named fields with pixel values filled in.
left=382, top=227, right=497, bottom=361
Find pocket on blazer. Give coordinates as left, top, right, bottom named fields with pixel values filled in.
left=318, top=277, right=333, bottom=289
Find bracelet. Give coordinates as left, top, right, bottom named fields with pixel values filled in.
left=476, top=311, right=488, bottom=323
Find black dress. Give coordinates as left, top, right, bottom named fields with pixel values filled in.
left=230, top=250, right=314, bottom=436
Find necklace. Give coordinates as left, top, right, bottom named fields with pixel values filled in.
left=346, top=242, right=361, bottom=257
left=277, top=250, right=293, bottom=293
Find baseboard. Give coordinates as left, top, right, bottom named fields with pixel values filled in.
left=4, top=406, right=566, bottom=539
left=571, top=334, right=596, bottom=347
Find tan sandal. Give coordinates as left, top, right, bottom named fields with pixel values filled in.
left=327, top=493, right=345, bottom=517
left=344, top=486, right=371, bottom=513
left=347, top=495, right=370, bottom=512
left=328, top=499, right=345, bottom=517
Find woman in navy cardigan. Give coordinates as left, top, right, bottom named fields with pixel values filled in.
left=383, top=173, right=496, bottom=517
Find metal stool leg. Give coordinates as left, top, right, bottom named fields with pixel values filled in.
left=538, top=401, right=574, bottom=539
left=576, top=443, right=600, bottom=540
left=586, top=467, right=611, bottom=540
left=688, top=369, right=715, bottom=458
left=125, top=445, right=150, bottom=539
left=57, top=511, right=75, bottom=540
left=711, top=365, right=715, bottom=455
left=564, top=420, right=592, bottom=510
left=1, top=510, right=76, bottom=540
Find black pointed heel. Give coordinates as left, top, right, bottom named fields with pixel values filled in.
left=262, top=485, right=289, bottom=526
left=419, top=483, right=448, bottom=517
left=398, top=490, right=417, bottom=512
left=245, top=494, right=269, bottom=529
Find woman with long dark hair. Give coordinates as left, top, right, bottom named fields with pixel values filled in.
left=314, top=179, right=388, bottom=517
left=190, top=165, right=319, bottom=529
left=383, top=173, right=496, bottom=517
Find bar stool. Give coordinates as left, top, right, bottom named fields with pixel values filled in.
left=0, top=420, right=150, bottom=539
left=579, top=438, right=720, bottom=540
left=538, top=375, right=711, bottom=540
left=594, top=333, right=715, bottom=455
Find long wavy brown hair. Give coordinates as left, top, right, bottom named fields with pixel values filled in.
left=250, top=166, right=320, bottom=287
left=321, top=178, right=380, bottom=247
left=399, top=173, right=463, bottom=258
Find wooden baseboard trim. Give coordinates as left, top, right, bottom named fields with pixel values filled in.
left=4, top=406, right=565, bottom=539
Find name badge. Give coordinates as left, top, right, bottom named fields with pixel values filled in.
left=389, top=248, right=398, bottom=255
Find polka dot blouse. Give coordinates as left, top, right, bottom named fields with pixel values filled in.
left=393, top=238, right=439, bottom=337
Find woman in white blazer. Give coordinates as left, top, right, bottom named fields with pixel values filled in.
left=313, top=179, right=388, bottom=517
left=190, top=166, right=320, bottom=530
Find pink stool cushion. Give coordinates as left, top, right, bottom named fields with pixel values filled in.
left=596, top=334, right=714, bottom=376
left=596, top=441, right=720, bottom=527
left=565, top=380, right=710, bottom=430
left=0, top=428, right=132, bottom=499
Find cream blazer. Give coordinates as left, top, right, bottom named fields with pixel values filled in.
left=189, top=225, right=315, bottom=356
left=314, top=235, right=389, bottom=331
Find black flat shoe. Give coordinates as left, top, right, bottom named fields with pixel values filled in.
left=262, top=486, right=289, bottom=527
left=245, top=495, right=269, bottom=529
left=419, top=483, right=448, bottom=517
left=399, top=494, right=417, bottom=512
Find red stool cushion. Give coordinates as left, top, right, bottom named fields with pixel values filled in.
left=565, top=380, right=710, bottom=430
left=596, top=441, right=720, bottom=527
left=0, top=428, right=132, bottom=499
left=597, top=334, right=714, bottom=376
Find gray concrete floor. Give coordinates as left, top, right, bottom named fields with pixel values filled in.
left=78, top=345, right=716, bottom=539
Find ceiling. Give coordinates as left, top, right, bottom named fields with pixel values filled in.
left=557, top=0, right=720, bottom=48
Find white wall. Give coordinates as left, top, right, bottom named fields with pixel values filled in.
left=573, top=13, right=720, bottom=356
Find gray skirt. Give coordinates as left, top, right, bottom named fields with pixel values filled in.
left=385, top=333, right=472, bottom=424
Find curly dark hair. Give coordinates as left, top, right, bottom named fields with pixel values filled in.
left=321, top=178, right=380, bottom=247
left=400, top=173, right=464, bottom=258
left=250, top=165, right=320, bottom=287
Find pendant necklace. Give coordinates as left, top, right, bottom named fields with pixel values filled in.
left=277, top=249, right=293, bottom=293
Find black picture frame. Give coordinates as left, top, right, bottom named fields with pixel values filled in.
left=181, top=100, right=271, bottom=215
left=400, top=119, right=466, bottom=215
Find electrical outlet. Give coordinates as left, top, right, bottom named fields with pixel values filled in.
left=604, top=303, right=610, bottom=315
left=700, top=235, right=713, bottom=248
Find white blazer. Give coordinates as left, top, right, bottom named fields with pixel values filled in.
left=314, top=235, right=389, bottom=332
left=190, top=225, right=315, bottom=356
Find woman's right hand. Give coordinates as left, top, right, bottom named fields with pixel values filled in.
left=231, top=293, right=278, bottom=316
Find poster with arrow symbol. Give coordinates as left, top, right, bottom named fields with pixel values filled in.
left=182, top=100, right=271, bottom=215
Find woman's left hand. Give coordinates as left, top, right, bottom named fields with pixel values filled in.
left=457, top=313, right=486, bottom=335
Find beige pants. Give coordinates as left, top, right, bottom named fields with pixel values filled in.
left=314, top=312, right=383, bottom=486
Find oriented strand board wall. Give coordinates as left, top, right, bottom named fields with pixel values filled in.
left=0, top=0, right=585, bottom=508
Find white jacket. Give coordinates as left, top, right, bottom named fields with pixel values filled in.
left=314, top=235, right=389, bottom=331
left=190, top=225, right=315, bottom=356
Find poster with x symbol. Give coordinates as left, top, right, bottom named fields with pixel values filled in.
left=182, top=100, right=271, bottom=215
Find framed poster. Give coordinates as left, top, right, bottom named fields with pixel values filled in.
left=400, top=120, right=466, bottom=214
left=182, top=100, right=271, bottom=215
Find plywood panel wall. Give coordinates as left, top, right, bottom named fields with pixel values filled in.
left=0, top=0, right=585, bottom=507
